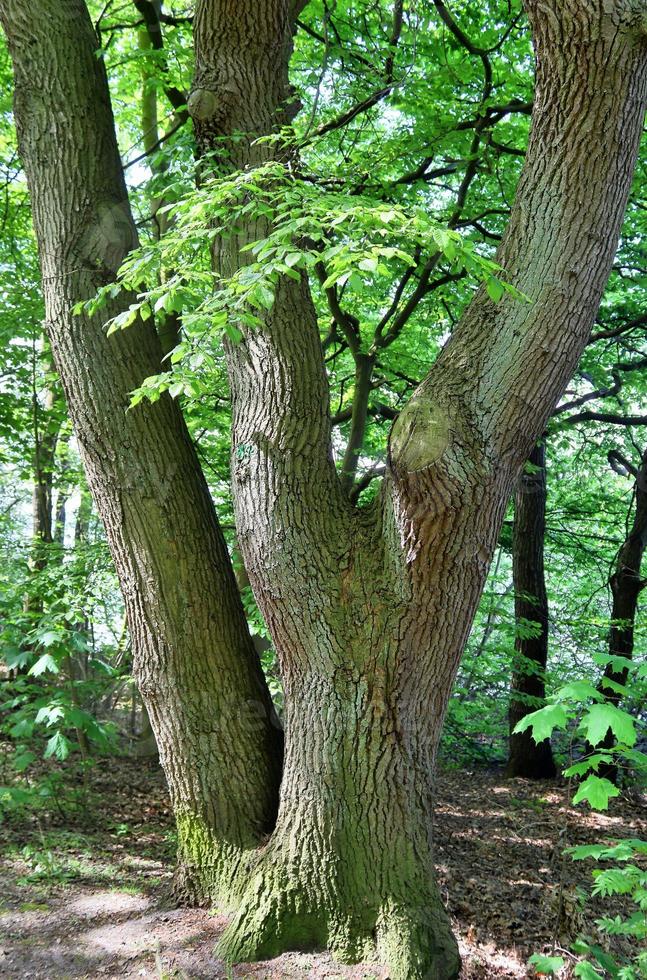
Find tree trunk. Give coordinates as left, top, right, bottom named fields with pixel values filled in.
left=5, top=0, right=646, bottom=976
left=189, top=1, right=647, bottom=976
left=594, top=447, right=647, bottom=780
left=29, top=347, right=60, bottom=562
left=0, top=0, right=282, bottom=903
left=507, top=441, right=556, bottom=778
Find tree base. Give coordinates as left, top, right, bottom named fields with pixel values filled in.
left=172, top=810, right=249, bottom=909
left=217, top=852, right=460, bottom=980
left=506, top=734, right=556, bottom=780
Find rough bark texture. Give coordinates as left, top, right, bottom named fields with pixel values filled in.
left=0, top=0, right=282, bottom=903
left=5, top=0, right=647, bottom=977
left=506, top=442, right=556, bottom=779
left=189, top=1, right=647, bottom=977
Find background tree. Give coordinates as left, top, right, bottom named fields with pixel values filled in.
left=507, top=440, right=557, bottom=779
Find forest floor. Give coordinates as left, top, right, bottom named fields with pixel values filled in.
left=0, top=757, right=644, bottom=979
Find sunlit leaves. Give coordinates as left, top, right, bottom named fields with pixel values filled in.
left=44, top=731, right=71, bottom=762
left=28, top=653, right=59, bottom=677
left=512, top=702, right=568, bottom=742
left=572, top=775, right=620, bottom=811
left=579, top=703, right=636, bottom=748
left=76, top=160, right=524, bottom=405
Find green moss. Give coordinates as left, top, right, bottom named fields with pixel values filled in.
left=377, top=901, right=460, bottom=980
left=217, top=842, right=459, bottom=980
left=173, top=809, right=248, bottom=907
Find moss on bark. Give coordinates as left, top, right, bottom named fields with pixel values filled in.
left=173, top=809, right=248, bottom=908
left=217, top=853, right=460, bottom=979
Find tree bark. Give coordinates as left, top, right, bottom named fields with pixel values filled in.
left=0, top=0, right=282, bottom=903
left=5, top=0, right=646, bottom=976
left=189, top=1, right=647, bottom=977
left=506, top=441, right=556, bottom=779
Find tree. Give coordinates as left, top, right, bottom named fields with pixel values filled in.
left=1, top=2, right=646, bottom=978
left=592, top=445, right=647, bottom=781
left=0, top=0, right=283, bottom=907
left=507, top=440, right=556, bottom=779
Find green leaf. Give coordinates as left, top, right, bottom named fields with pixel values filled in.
left=555, top=681, right=603, bottom=703
left=486, top=276, right=505, bottom=302
left=572, top=774, right=621, bottom=811
left=28, top=653, right=59, bottom=677
left=37, top=629, right=61, bottom=648
left=358, top=255, right=379, bottom=273
left=579, top=703, right=636, bottom=747
left=44, top=732, right=71, bottom=761
left=573, top=962, right=604, bottom=979
left=568, top=844, right=609, bottom=861
left=513, top=703, right=568, bottom=743
left=34, top=704, right=64, bottom=726
left=12, top=751, right=36, bottom=773
left=224, top=322, right=243, bottom=343
left=528, top=953, right=565, bottom=975
left=598, top=677, right=629, bottom=697
left=564, top=754, right=612, bottom=777
left=9, top=719, right=34, bottom=739
left=592, top=653, right=637, bottom=674
left=255, top=284, right=275, bottom=310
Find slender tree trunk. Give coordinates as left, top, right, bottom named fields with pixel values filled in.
left=189, top=1, right=647, bottom=977
left=53, top=449, right=71, bottom=547
left=19, top=344, right=61, bottom=680
left=0, top=0, right=282, bottom=903
left=506, top=441, right=556, bottom=778
left=29, top=347, right=59, bottom=561
left=594, top=447, right=647, bottom=780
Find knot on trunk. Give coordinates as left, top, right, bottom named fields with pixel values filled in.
left=388, top=399, right=450, bottom=475
left=73, top=198, right=137, bottom=278
left=187, top=84, right=238, bottom=130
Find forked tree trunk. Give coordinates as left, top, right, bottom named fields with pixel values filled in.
left=0, top=0, right=282, bottom=904
left=4, top=0, right=647, bottom=977
left=507, top=441, right=556, bottom=778
left=189, top=1, right=647, bottom=977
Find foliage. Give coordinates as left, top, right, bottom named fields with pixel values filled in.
left=77, top=158, right=526, bottom=410
left=520, top=684, right=647, bottom=979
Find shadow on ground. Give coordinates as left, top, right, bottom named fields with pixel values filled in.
left=0, top=759, right=644, bottom=978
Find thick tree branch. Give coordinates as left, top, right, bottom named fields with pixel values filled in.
left=388, top=2, right=647, bottom=500
left=590, top=311, right=647, bottom=342
left=554, top=410, right=647, bottom=428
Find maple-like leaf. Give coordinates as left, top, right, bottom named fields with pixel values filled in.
left=513, top=703, right=568, bottom=743
left=572, top=774, right=620, bottom=811
left=579, top=703, right=636, bottom=747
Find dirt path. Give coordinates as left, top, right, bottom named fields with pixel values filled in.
left=1, top=761, right=644, bottom=978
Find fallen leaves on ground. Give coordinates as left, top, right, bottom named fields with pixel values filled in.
left=0, top=759, right=644, bottom=978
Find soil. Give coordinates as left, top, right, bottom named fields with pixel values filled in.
left=0, top=759, right=644, bottom=979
